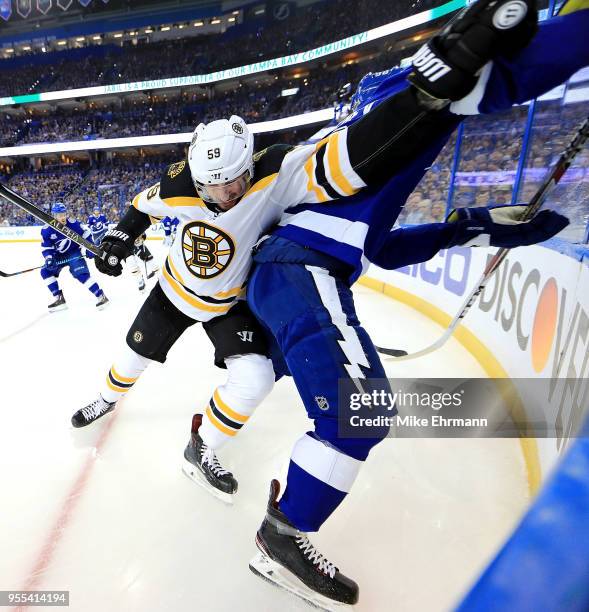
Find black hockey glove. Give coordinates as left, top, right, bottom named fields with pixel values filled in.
left=95, top=230, right=133, bottom=276
left=409, top=0, right=538, bottom=102
left=446, top=204, right=569, bottom=248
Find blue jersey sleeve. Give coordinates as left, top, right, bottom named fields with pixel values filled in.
left=478, top=12, right=589, bottom=114
left=40, top=226, right=55, bottom=258
left=368, top=223, right=458, bottom=270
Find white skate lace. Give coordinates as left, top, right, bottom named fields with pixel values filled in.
left=81, top=398, right=109, bottom=422
left=295, top=534, right=337, bottom=578
left=201, top=446, right=229, bottom=477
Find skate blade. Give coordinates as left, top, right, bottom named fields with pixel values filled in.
left=49, top=304, right=68, bottom=313
left=249, top=551, right=355, bottom=612
left=182, top=459, right=234, bottom=505
left=96, top=301, right=109, bottom=311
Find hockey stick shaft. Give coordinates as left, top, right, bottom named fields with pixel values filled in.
left=382, top=114, right=589, bottom=362
left=0, top=264, right=43, bottom=278
left=0, top=183, right=104, bottom=258
left=0, top=255, right=83, bottom=278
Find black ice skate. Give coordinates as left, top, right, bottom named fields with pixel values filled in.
left=182, top=414, right=237, bottom=504
left=96, top=293, right=109, bottom=310
left=138, top=278, right=146, bottom=292
left=249, top=480, right=359, bottom=611
left=71, top=395, right=116, bottom=428
left=48, top=291, right=67, bottom=312
left=146, top=266, right=158, bottom=280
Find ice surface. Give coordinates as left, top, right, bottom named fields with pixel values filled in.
left=0, top=241, right=528, bottom=612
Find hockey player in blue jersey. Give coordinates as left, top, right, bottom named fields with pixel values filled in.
left=162, top=215, right=179, bottom=247
left=87, top=205, right=109, bottom=246
left=244, top=1, right=589, bottom=607
left=41, top=203, right=109, bottom=312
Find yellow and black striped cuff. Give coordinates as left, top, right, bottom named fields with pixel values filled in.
left=106, top=366, right=138, bottom=394
left=205, top=389, right=249, bottom=437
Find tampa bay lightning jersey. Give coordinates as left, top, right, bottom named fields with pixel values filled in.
left=41, top=219, right=88, bottom=260
left=268, top=12, right=589, bottom=282
left=162, top=216, right=179, bottom=236
left=87, top=214, right=109, bottom=235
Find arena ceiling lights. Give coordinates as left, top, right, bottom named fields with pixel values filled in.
left=0, top=0, right=468, bottom=108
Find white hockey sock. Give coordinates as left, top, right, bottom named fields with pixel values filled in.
left=100, top=345, right=153, bottom=404
left=199, top=354, right=275, bottom=450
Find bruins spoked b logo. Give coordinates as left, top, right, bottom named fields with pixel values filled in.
left=182, top=221, right=235, bottom=279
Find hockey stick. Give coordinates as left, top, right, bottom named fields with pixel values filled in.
left=0, top=183, right=104, bottom=258
left=378, top=114, right=589, bottom=362
left=0, top=255, right=83, bottom=278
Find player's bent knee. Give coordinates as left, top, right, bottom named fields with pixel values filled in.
left=119, top=343, right=153, bottom=371
left=225, top=354, right=275, bottom=401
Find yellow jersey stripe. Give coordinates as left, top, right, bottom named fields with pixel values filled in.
left=162, top=196, right=205, bottom=207
left=327, top=131, right=357, bottom=196
left=304, top=156, right=329, bottom=203
left=215, top=286, right=243, bottom=298
left=245, top=173, right=278, bottom=198
left=132, top=194, right=141, bottom=209
left=110, top=367, right=138, bottom=384
left=206, top=406, right=237, bottom=436
left=162, top=264, right=231, bottom=314
left=314, top=136, right=330, bottom=152
left=213, top=389, right=249, bottom=423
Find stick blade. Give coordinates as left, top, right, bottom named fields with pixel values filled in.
left=375, top=346, right=408, bottom=357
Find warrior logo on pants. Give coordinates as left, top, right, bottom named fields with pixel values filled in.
left=182, top=221, right=235, bottom=279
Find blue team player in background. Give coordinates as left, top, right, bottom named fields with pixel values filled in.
left=41, top=202, right=109, bottom=312
left=162, top=215, right=179, bottom=247
left=87, top=204, right=109, bottom=246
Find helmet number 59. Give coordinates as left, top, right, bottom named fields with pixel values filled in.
left=207, top=148, right=221, bottom=160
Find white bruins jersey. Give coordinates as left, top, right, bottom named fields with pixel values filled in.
left=132, top=132, right=365, bottom=321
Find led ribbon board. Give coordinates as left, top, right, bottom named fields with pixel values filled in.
left=0, top=0, right=467, bottom=107
left=0, top=108, right=335, bottom=156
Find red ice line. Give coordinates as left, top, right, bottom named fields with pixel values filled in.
left=14, top=410, right=121, bottom=612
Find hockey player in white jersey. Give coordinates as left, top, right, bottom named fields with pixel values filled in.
left=71, top=117, right=277, bottom=502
